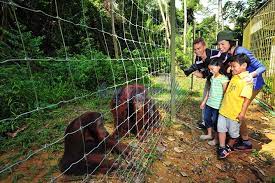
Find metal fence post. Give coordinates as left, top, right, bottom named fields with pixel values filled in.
left=170, top=0, right=176, bottom=121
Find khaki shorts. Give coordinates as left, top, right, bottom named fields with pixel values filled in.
left=217, top=114, right=240, bottom=138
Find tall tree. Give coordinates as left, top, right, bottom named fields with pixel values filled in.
left=183, top=0, right=187, bottom=53
left=158, top=0, right=171, bottom=47
left=223, top=0, right=268, bottom=41
left=109, top=0, right=119, bottom=58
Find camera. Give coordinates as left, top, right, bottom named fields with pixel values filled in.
left=179, top=64, right=198, bottom=76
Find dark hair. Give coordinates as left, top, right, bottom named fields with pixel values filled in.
left=193, top=37, right=206, bottom=45
left=209, top=57, right=225, bottom=74
left=228, top=40, right=236, bottom=48
left=209, top=57, right=224, bottom=67
left=230, top=53, right=250, bottom=67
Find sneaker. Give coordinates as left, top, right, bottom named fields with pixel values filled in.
left=200, top=134, right=212, bottom=140
left=218, top=146, right=230, bottom=159
left=208, top=139, right=218, bottom=146
left=234, top=140, right=252, bottom=151
left=225, top=144, right=234, bottom=152
left=196, top=123, right=206, bottom=130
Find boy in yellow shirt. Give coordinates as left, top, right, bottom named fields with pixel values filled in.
left=217, top=54, right=253, bottom=159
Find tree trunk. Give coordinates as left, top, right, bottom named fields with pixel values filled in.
left=158, top=0, right=170, bottom=47
left=110, top=0, right=119, bottom=59
left=183, top=0, right=187, bottom=54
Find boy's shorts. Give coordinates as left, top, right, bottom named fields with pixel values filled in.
left=217, top=114, right=240, bottom=138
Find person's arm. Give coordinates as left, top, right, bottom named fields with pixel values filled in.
left=200, top=90, right=209, bottom=109
left=222, top=82, right=229, bottom=93
left=239, top=48, right=266, bottom=77
left=237, top=97, right=250, bottom=122
left=248, top=53, right=266, bottom=77
left=237, top=82, right=253, bottom=122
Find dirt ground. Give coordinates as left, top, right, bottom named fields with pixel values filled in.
left=145, top=96, right=275, bottom=183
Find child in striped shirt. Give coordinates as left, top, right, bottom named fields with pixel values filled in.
left=199, top=57, right=229, bottom=146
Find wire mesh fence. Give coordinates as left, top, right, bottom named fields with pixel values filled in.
left=243, top=0, right=275, bottom=109
left=0, top=0, right=190, bottom=182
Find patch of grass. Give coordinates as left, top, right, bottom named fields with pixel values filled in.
left=260, top=151, right=274, bottom=165
left=144, top=152, right=159, bottom=164
left=0, top=171, right=10, bottom=181
left=217, top=178, right=235, bottom=183
left=162, top=116, right=173, bottom=127
left=11, top=173, right=25, bottom=183
left=0, top=97, right=109, bottom=152
left=45, top=164, right=59, bottom=181
left=251, top=149, right=260, bottom=157
left=28, top=164, right=40, bottom=180
left=202, top=159, right=212, bottom=167
left=251, top=150, right=274, bottom=165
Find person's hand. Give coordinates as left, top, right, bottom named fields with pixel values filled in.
left=193, top=71, right=203, bottom=78
left=179, top=64, right=185, bottom=71
left=226, top=66, right=231, bottom=74
left=243, top=73, right=253, bottom=84
left=237, top=112, right=245, bottom=122
left=200, top=102, right=205, bottom=109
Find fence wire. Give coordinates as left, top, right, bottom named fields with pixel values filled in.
left=243, top=0, right=275, bottom=109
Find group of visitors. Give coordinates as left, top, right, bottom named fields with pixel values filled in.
left=183, top=30, right=266, bottom=159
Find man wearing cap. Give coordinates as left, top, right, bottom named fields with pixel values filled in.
left=215, top=30, right=266, bottom=150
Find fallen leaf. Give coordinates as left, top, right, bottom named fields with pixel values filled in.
left=172, top=124, right=182, bottom=129
left=161, top=140, right=168, bottom=147
left=175, top=131, right=184, bottom=136
left=260, top=116, right=269, bottom=121
left=263, top=129, right=270, bottom=133
left=167, top=136, right=176, bottom=141
left=174, top=147, right=184, bottom=153
left=259, top=156, right=267, bottom=162
left=215, top=164, right=224, bottom=171
left=179, top=171, right=188, bottom=177
left=156, top=145, right=167, bottom=153
left=163, top=161, right=172, bottom=166
left=6, top=125, right=28, bottom=138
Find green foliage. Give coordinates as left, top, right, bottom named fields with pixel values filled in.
left=0, top=26, right=44, bottom=59
left=251, top=149, right=260, bottom=157
left=262, top=76, right=273, bottom=94
left=0, top=0, right=168, bottom=135
left=175, top=48, right=192, bottom=67
left=260, top=151, right=274, bottom=165
left=251, top=150, right=274, bottom=165
left=195, top=16, right=217, bottom=46
left=175, top=31, right=193, bottom=68
left=186, top=0, right=202, bottom=25
left=223, top=0, right=268, bottom=41
left=0, top=47, right=167, bottom=133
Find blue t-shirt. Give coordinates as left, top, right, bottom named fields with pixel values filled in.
left=234, top=46, right=266, bottom=90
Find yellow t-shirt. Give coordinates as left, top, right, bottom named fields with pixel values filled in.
left=219, top=71, right=253, bottom=122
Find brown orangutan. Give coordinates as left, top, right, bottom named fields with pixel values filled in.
left=110, top=84, right=160, bottom=140
left=59, top=112, right=130, bottom=175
